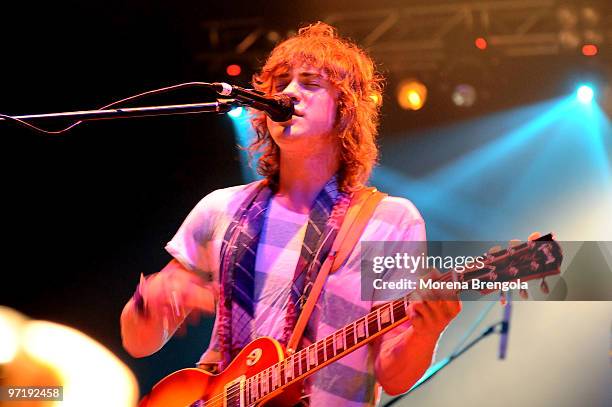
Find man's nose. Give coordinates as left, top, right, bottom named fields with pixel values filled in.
left=280, top=79, right=301, bottom=102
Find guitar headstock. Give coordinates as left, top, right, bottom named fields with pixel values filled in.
left=460, top=233, right=563, bottom=295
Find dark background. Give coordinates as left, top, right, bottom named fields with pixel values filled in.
left=1, top=0, right=610, bottom=398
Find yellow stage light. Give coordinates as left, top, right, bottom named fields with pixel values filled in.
left=0, top=306, right=139, bottom=407
left=397, top=80, right=427, bottom=110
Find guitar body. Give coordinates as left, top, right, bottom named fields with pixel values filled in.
left=140, top=336, right=303, bottom=407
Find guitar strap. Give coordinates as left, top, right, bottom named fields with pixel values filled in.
left=286, top=187, right=387, bottom=353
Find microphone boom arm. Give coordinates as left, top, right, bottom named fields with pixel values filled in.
left=1, top=100, right=237, bottom=123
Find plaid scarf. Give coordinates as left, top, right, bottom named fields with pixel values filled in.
left=217, top=176, right=350, bottom=368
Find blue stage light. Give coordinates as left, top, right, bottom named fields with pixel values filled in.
left=228, top=106, right=244, bottom=118
left=576, top=85, right=594, bottom=104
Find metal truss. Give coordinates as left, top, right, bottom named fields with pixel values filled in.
left=324, top=0, right=611, bottom=73
left=194, top=0, right=611, bottom=76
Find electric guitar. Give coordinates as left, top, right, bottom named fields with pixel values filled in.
left=140, top=234, right=563, bottom=407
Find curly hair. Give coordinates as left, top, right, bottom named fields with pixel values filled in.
left=248, top=22, right=383, bottom=192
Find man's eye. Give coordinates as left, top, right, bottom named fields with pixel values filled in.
left=274, top=83, right=289, bottom=91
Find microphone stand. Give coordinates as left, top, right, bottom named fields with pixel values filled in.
left=382, top=298, right=509, bottom=407
left=0, top=100, right=237, bottom=124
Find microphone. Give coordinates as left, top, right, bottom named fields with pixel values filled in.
left=499, top=292, right=512, bottom=359
left=209, top=82, right=294, bottom=122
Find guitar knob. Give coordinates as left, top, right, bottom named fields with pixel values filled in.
left=540, top=278, right=550, bottom=294
left=519, top=288, right=529, bottom=299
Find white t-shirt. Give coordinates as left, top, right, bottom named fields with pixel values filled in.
left=251, top=196, right=308, bottom=339
left=166, top=182, right=426, bottom=407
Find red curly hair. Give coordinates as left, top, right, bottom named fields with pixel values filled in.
left=249, top=22, right=383, bottom=192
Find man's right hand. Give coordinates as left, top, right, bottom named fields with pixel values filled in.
left=139, top=259, right=218, bottom=320
left=120, top=259, right=218, bottom=357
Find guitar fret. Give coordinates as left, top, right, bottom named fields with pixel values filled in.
left=297, top=350, right=303, bottom=376
left=285, top=357, right=294, bottom=381
left=356, top=318, right=366, bottom=339
left=335, top=331, right=343, bottom=353
left=246, top=378, right=251, bottom=404
left=393, top=300, right=406, bottom=321
left=389, top=303, right=395, bottom=324
left=342, top=327, right=348, bottom=350
left=376, top=307, right=382, bottom=331
left=261, top=370, right=269, bottom=395
left=332, top=333, right=337, bottom=355
left=309, top=345, right=317, bottom=368
left=367, top=313, right=377, bottom=336
left=252, top=375, right=259, bottom=400
left=291, top=354, right=298, bottom=379
left=258, top=374, right=262, bottom=399
left=273, top=364, right=281, bottom=389
left=353, top=321, right=358, bottom=344
left=344, top=325, right=353, bottom=349
left=381, top=304, right=391, bottom=325
left=323, top=337, right=328, bottom=361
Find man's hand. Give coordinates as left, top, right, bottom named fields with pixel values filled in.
left=139, top=259, right=218, bottom=320
left=374, top=268, right=461, bottom=395
left=408, top=268, right=462, bottom=340
left=121, top=259, right=218, bottom=357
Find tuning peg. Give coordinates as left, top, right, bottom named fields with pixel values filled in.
left=507, top=266, right=519, bottom=277
left=528, top=231, right=541, bottom=241
left=540, top=278, right=550, bottom=294
left=488, top=245, right=502, bottom=254
left=519, top=288, right=529, bottom=299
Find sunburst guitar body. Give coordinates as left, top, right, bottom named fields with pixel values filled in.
left=139, top=337, right=302, bottom=407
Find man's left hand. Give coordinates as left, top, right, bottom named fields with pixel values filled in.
left=407, top=268, right=462, bottom=340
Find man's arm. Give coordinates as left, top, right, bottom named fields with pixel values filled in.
left=120, top=259, right=217, bottom=358
left=372, top=290, right=461, bottom=395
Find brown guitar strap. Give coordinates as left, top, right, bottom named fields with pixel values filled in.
left=286, top=187, right=387, bottom=353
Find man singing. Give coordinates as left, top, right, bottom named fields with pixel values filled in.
left=121, top=22, right=461, bottom=406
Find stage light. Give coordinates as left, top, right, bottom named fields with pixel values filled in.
left=582, top=44, right=598, bottom=56
left=475, top=37, right=487, bottom=50
left=452, top=84, right=477, bottom=107
left=0, top=307, right=23, bottom=364
left=576, top=85, right=594, bottom=104
left=266, top=30, right=281, bottom=43
left=228, top=106, right=244, bottom=118
left=0, top=306, right=138, bottom=406
left=226, top=64, right=242, bottom=77
left=397, top=80, right=427, bottom=111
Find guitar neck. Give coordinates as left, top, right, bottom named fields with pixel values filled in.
left=244, top=276, right=451, bottom=403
